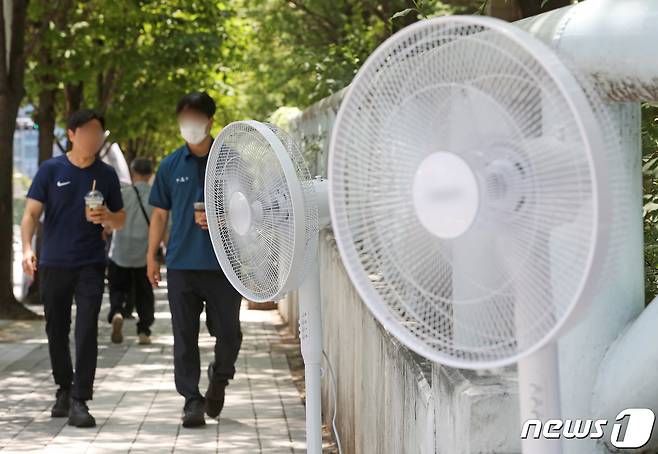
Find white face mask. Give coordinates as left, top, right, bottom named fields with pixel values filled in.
left=179, top=120, right=208, bottom=145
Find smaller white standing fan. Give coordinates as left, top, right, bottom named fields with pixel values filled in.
left=329, top=16, right=624, bottom=454
left=205, top=120, right=330, bottom=454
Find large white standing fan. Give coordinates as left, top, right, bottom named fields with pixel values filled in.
left=204, top=120, right=330, bottom=454
left=329, top=16, right=622, bottom=454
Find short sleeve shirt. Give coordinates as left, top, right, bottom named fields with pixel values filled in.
left=149, top=144, right=220, bottom=270
left=27, top=154, right=123, bottom=267
left=108, top=181, right=151, bottom=268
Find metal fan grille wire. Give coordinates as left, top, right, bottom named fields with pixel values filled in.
left=205, top=121, right=319, bottom=302
left=328, top=16, right=620, bottom=368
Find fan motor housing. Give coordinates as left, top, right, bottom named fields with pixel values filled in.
left=412, top=151, right=480, bottom=239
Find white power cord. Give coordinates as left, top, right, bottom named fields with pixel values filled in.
left=322, top=350, right=343, bottom=454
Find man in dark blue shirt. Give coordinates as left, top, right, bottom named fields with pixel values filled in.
left=20, top=110, right=125, bottom=428
left=147, top=92, right=242, bottom=428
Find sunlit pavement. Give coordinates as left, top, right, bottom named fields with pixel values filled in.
left=0, top=269, right=307, bottom=453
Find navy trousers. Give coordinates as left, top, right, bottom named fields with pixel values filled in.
left=166, top=269, right=243, bottom=402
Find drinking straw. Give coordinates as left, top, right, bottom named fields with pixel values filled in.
left=92, top=179, right=96, bottom=191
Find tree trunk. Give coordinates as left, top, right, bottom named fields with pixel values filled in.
left=36, top=88, right=55, bottom=163
left=63, top=81, right=83, bottom=150
left=23, top=80, right=56, bottom=305
left=518, top=0, right=572, bottom=18
left=487, top=0, right=573, bottom=21
left=125, top=139, right=137, bottom=163
left=96, top=66, right=120, bottom=115
left=65, top=81, right=84, bottom=116
left=0, top=0, right=38, bottom=319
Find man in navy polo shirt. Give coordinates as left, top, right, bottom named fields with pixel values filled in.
left=146, top=92, right=242, bottom=427
left=20, top=109, right=125, bottom=428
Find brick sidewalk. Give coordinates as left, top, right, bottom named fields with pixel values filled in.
left=0, top=272, right=307, bottom=453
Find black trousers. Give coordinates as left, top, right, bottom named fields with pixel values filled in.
left=166, top=269, right=243, bottom=402
left=106, top=259, right=155, bottom=335
left=40, top=264, right=105, bottom=401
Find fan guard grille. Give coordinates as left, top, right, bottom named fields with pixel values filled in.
left=205, top=121, right=318, bottom=302
left=329, top=16, right=620, bottom=368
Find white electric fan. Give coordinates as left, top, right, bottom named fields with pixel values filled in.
left=204, top=120, right=330, bottom=453
left=329, top=16, right=624, bottom=454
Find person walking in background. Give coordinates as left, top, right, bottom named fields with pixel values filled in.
left=106, top=157, right=156, bottom=345
left=146, top=92, right=243, bottom=428
left=20, top=109, right=125, bottom=428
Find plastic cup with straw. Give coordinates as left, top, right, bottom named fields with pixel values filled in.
left=84, top=180, right=104, bottom=222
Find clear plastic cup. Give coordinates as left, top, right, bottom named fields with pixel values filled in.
left=85, top=190, right=104, bottom=222
left=193, top=201, right=205, bottom=227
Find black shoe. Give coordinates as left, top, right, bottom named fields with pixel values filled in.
left=51, top=388, right=70, bottom=418
left=205, top=363, right=228, bottom=418
left=182, top=398, right=206, bottom=428
left=68, top=399, right=96, bottom=428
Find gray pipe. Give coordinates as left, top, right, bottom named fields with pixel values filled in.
left=516, top=0, right=658, bottom=102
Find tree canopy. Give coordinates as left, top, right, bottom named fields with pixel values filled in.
left=5, top=0, right=658, bottom=311
left=22, top=0, right=485, bottom=162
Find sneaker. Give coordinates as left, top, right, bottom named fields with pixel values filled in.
left=138, top=333, right=152, bottom=345
left=68, top=399, right=96, bottom=428
left=111, top=313, right=123, bottom=344
left=51, top=387, right=70, bottom=418
left=182, top=398, right=206, bottom=428
left=205, top=362, right=227, bottom=418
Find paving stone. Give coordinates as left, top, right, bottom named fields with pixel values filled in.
left=0, top=270, right=307, bottom=453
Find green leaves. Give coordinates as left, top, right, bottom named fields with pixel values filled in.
left=25, top=0, right=233, bottom=161
left=223, top=0, right=481, bottom=121
left=642, top=102, right=658, bottom=301
left=391, top=8, right=421, bottom=21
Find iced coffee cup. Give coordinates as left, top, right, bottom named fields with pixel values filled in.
left=194, top=202, right=206, bottom=227
left=85, top=190, right=104, bottom=222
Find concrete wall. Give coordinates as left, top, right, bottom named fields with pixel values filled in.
left=320, top=231, right=435, bottom=454
left=433, top=365, right=520, bottom=454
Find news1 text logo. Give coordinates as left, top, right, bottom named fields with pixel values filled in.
left=521, top=408, right=656, bottom=449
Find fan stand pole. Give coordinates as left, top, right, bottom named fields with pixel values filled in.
left=298, top=255, right=323, bottom=454
left=518, top=342, right=563, bottom=454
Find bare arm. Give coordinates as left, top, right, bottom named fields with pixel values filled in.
left=104, top=208, right=126, bottom=230
left=146, top=207, right=169, bottom=287
left=89, top=205, right=126, bottom=230
left=20, top=199, right=44, bottom=276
